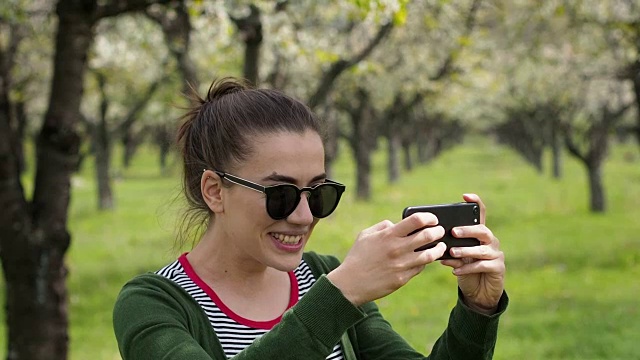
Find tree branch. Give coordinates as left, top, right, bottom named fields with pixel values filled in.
left=113, top=68, right=170, bottom=136
left=308, top=21, right=393, bottom=109
left=610, top=101, right=634, bottom=121
left=430, top=0, right=482, bottom=81
left=564, top=128, right=588, bottom=164
left=145, top=1, right=198, bottom=91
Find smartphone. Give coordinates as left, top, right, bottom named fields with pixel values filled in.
left=402, top=202, right=480, bottom=260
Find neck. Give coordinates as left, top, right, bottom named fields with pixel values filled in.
left=185, top=225, right=294, bottom=321
left=186, top=224, right=277, bottom=287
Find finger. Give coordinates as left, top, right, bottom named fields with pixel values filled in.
left=415, top=241, right=447, bottom=264
left=393, top=212, right=439, bottom=237
left=407, top=225, right=445, bottom=251
left=451, top=224, right=496, bottom=246
left=449, top=245, right=503, bottom=261
left=451, top=257, right=505, bottom=276
left=361, top=219, right=394, bottom=236
left=410, top=263, right=426, bottom=275
left=439, top=258, right=466, bottom=269
left=463, top=193, right=486, bottom=224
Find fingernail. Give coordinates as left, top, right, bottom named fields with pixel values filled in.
left=451, top=248, right=460, bottom=257
left=452, top=228, right=460, bottom=236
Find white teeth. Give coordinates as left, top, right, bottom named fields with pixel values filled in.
left=273, top=233, right=303, bottom=244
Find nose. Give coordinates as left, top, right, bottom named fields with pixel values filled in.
left=286, top=192, right=314, bottom=225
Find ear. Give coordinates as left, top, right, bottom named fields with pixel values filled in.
left=202, top=170, right=224, bottom=214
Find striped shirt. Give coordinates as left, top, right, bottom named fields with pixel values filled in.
left=157, top=254, right=344, bottom=359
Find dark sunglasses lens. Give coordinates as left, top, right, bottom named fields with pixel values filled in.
left=267, top=185, right=299, bottom=219
left=309, top=184, right=340, bottom=218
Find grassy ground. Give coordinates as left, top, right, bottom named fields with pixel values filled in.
left=1, top=136, right=639, bottom=359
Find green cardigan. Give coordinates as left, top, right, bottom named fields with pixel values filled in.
left=113, top=251, right=508, bottom=359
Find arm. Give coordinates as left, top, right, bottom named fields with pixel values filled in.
left=113, top=275, right=223, bottom=359
left=343, top=192, right=508, bottom=359
left=232, top=275, right=366, bottom=359
left=113, top=274, right=367, bottom=360
left=351, top=290, right=509, bottom=360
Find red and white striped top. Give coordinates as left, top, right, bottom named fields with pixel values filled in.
left=157, top=254, right=344, bottom=359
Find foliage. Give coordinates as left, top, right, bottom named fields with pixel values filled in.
left=3, top=0, right=640, bottom=357
left=1, top=0, right=55, bottom=135
left=2, top=136, right=639, bottom=359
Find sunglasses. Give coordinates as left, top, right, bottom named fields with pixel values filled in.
left=213, top=171, right=346, bottom=220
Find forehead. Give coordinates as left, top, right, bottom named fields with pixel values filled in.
left=238, top=130, right=325, bottom=180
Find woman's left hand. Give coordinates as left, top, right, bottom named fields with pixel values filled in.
left=440, top=193, right=505, bottom=314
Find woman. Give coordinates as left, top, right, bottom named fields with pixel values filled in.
left=113, top=77, right=508, bottom=359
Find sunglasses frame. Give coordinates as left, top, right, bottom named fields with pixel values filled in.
left=212, top=170, right=345, bottom=220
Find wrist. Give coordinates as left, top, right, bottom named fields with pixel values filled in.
left=327, top=269, right=365, bottom=306
left=463, top=297, right=498, bottom=315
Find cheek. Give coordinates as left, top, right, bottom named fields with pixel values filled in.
left=309, top=218, right=320, bottom=231
left=224, top=189, right=267, bottom=219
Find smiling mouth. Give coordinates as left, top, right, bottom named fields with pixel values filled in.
left=271, top=232, right=303, bottom=245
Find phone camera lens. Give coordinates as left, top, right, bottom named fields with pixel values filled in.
left=473, top=206, right=479, bottom=215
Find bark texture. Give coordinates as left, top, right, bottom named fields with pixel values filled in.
left=0, top=1, right=173, bottom=359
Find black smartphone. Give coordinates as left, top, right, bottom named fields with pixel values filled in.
left=402, top=202, right=480, bottom=260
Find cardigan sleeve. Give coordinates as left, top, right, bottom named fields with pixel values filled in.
left=231, top=274, right=367, bottom=360
left=352, top=290, right=509, bottom=360
left=303, top=252, right=509, bottom=360
left=113, top=275, right=222, bottom=360
left=113, top=273, right=368, bottom=360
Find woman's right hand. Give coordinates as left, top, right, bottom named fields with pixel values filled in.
left=327, top=213, right=447, bottom=306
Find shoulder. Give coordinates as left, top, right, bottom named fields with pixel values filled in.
left=114, top=273, right=196, bottom=316
left=120, top=272, right=183, bottom=293
left=302, top=251, right=342, bottom=276
left=112, top=273, right=219, bottom=357
left=113, top=272, right=207, bottom=330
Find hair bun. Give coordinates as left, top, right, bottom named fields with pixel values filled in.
left=206, top=77, right=251, bottom=102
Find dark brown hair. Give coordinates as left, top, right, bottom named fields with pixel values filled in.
left=175, top=77, right=322, bottom=247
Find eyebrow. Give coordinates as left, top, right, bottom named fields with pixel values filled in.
left=262, top=172, right=327, bottom=185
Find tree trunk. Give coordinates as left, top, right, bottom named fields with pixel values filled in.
left=241, top=6, right=261, bottom=86
left=156, top=124, right=172, bottom=176
left=632, top=61, right=640, bottom=147
left=495, top=111, right=544, bottom=173
left=122, top=129, right=139, bottom=169
left=323, top=107, right=339, bottom=179
left=343, top=89, right=376, bottom=201
left=95, top=117, right=113, bottom=210
left=550, top=123, right=563, bottom=179
left=1, top=3, right=93, bottom=358
left=387, top=133, right=400, bottom=184
left=355, top=137, right=372, bottom=200
left=402, top=141, right=413, bottom=171
left=160, top=140, right=170, bottom=175
left=417, top=127, right=437, bottom=164
left=416, top=136, right=429, bottom=163
left=244, top=38, right=261, bottom=86
left=146, top=0, right=199, bottom=92
left=12, top=100, right=28, bottom=174
left=229, top=4, right=262, bottom=86
left=587, top=162, right=605, bottom=212
left=564, top=102, right=631, bottom=214
left=354, top=95, right=374, bottom=201
left=2, top=1, right=172, bottom=358
left=94, top=72, right=114, bottom=210
left=384, top=93, right=423, bottom=176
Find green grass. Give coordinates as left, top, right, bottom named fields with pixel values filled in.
left=1, top=136, right=639, bottom=359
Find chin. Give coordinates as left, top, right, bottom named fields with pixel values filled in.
left=271, top=253, right=305, bottom=272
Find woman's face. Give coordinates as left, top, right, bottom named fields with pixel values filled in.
left=219, top=129, right=327, bottom=272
